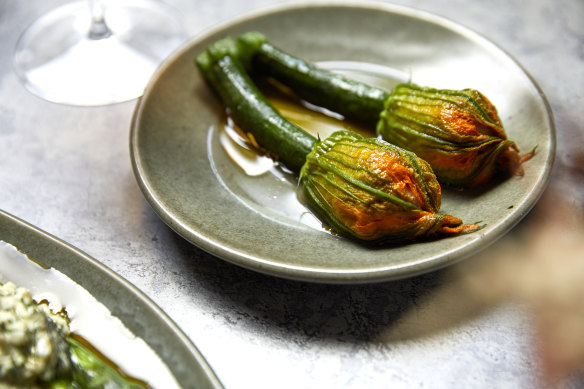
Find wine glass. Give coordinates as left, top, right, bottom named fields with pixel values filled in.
left=13, top=0, right=186, bottom=106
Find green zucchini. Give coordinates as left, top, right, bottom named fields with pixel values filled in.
left=235, top=32, right=531, bottom=188
left=196, top=38, right=316, bottom=173
left=236, top=32, right=391, bottom=125
left=195, top=39, right=479, bottom=242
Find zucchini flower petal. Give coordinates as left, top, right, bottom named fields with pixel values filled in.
left=300, top=131, right=479, bottom=242
left=377, top=83, right=533, bottom=187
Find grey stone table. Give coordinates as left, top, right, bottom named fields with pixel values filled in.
left=1, top=0, right=583, bottom=388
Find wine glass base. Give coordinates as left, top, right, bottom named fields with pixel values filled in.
left=13, top=0, right=187, bottom=106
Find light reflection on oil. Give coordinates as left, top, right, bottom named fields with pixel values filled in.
left=219, top=117, right=275, bottom=176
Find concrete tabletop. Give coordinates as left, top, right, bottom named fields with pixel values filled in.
left=1, top=0, right=583, bottom=388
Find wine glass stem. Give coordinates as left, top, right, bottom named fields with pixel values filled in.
left=88, top=0, right=111, bottom=39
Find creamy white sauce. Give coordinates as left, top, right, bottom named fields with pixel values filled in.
left=0, top=241, right=180, bottom=389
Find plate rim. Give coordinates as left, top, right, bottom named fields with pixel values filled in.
left=0, top=209, right=224, bottom=389
left=130, top=0, right=556, bottom=284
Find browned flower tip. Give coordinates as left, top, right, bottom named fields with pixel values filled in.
left=378, top=83, right=534, bottom=188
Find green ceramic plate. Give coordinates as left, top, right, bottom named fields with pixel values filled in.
left=130, top=1, right=555, bottom=283
left=0, top=209, right=223, bottom=389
